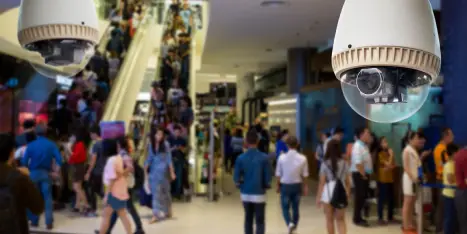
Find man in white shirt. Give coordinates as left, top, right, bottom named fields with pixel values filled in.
left=350, top=127, right=373, bottom=227
left=275, top=136, right=309, bottom=233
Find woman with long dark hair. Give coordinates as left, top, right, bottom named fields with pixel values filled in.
left=145, top=127, right=176, bottom=223
left=316, top=139, right=351, bottom=234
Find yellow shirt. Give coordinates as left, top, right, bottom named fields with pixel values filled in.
left=378, top=151, right=394, bottom=183
left=434, top=143, right=448, bottom=181
left=442, top=160, right=456, bottom=198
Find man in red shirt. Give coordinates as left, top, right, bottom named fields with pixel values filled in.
left=454, top=147, right=467, bottom=234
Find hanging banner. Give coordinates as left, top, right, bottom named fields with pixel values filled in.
left=100, top=121, right=126, bottom=139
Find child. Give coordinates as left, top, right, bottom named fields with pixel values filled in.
left=442, top=143, right=459, bottom=234
left=376, top=136, right=396, bottom=224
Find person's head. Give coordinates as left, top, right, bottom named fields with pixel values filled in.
left=333, top=127, right=344, bottom=141
left=355, top=127, right=371, bottom=144
left=286, top=135, right=299, bottom=149
left=0, top=133, right=15, bottom=164
left=379, top=136, right=389, bottom=150
left=235, top=128, right=243, bottom=138
left=35, top=124, right=47, bottom=137
left=224, top=128, right=231, bottom=136
left=89, top=125, right=101, bottom=140
left=117, top=136, right=129, bottom=152
left=85, top=64, right=92, bottom=72
left=441, top=127, right=454, bottom=144
left=245, top=129, right=259, bottom=148
left=23, top=119, right=36, bottom=132
left=278, top=129, right=289, bottom=141
left=154, top=127, right=165, bottom=143
left=408, top=131, right=425, bottom=150
left=102, top=139, right=118, bottom=158
left=172, top=79, right=179, bottom=88
left=324, top=139, right=342, bottom=161
left=173, top=125, right=182, bottom=137
left=446, top=143, right=459, bottom=159
left=58, top=98, right=67, bottom=108
left=180, top=97, right=191, bottom=109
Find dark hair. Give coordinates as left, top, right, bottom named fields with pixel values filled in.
left=442, top=127, right=452, bottom=138
left=150, top=126, right=167, bottom=153
left=89, top=125, right=101, bottom=136
left=59, top=98, right=67, bottom=107
left=446, top=143, right=459, bottom=157
left=23, top=119, right=36, bottom=129
left=245, top=130, right=259, bottom=145
left=286, top=136, right=299, bottom=149
left=334, top=127, right=344, bottom=135
left=102, top=139, right=118, bottom=158
left=409, top=131, right=425, bottom=140
left=278, top=129, right=289, bottom=139
left=224, top=128, right=231, bottom=136
left=0, top=133, right=15, bottom=162
left=324, top=139, right=342, bottom=175
left=235, top=128, right=243, bottom=138
left=325, top=132, right=331, bottom=138
left=173, top=124, right=182, bottom=132
left=25, top=131, right=37, bottom=143
left=117, top=136, right=129, bottom=152
left=355, top=127, right=367, bottom=139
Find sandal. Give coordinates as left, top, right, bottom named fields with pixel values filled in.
left=149, top=217, right=160, bottom=224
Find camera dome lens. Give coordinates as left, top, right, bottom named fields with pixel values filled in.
left=341, top=81, right=430, bottom=123
left=25, top=39, right=95, bottom=78
left=356, top=69, right=382, bottom=95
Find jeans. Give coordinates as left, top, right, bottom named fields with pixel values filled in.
left=280, top=183, right=302, bottom=226
left=243, top=202, right=265, bottom=234
left=27, top=170, right=53, bottom=225
left=377, top=182, right=394, bottom=221
left=444, top=195, right=457, bottom=234
left=107, top=189, right=143, bottom=233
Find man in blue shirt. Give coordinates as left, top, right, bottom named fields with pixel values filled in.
left=234, top=130, right=273, bottom=234
left=21, top=125, right=62, bottom=230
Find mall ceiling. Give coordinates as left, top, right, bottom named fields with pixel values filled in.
left=200, top=0, right=442, bottom=77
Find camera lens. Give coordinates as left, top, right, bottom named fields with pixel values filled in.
left=356, top=68, right=382, bottom=95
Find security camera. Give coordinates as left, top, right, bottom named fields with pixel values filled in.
left=17, top=0, right=98, bottom=72
left=331, top=0, right=441, bottom=122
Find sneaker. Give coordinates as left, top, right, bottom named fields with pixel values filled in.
left=288, top=223, right=296, bottom=234
left=46, top=224, right=53, bottom=230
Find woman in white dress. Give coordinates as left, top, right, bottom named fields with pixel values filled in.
left=316, top=139, right=351, bottom=234
left=401, top=131, right=430, bottom=232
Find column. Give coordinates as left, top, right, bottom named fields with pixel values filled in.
left=286, top=48, right=316, bottom=94
left=442, top=0, right=467, bottom=145
left=236, top=73, right=255, bottom=124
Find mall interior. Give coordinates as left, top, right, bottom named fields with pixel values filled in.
left=0, top=0, right=467, bottom=233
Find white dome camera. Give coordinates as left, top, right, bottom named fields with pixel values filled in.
left=332, top=0, right=441, bottom=123
left=17, top=0, right=99, bottom=77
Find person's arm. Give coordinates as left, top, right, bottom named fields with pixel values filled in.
left=167, top=150, right=176, bottom=180
left=19, top=175, right=44, bottom=215
left=302, top=158, right=310, bottom=195
left=316, top=172, right=326, bottom=207
left=345, top=166, right=351, bottom=198
left=354, top=146, right=367, bottom=179
left=275, top=158, right=282, bottom=193
left=446, top=163, right=456, bottom=184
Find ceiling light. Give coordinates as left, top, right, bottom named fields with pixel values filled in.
left=260, top=0, right=289, bottom=7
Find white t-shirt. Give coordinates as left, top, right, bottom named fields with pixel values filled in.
left=275, top=149, right=309, bottom=184
left=403, top=144, right=420, bottom=180
left=350, top=140, right=373, bottom=174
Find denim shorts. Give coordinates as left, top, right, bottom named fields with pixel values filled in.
left=107, top=193, right=127, bottom=211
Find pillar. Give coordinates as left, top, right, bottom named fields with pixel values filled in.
left=442, top=0, right=467, bottom=145
left=236, top=73, right=255, bottom=124
left=286, top=48, right=316, bottom=94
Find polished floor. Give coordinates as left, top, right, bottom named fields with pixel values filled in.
left=29, top=190, right=404, bottom=234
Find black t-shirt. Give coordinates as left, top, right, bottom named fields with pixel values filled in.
left=179, top=41, right=190, bottom=57
left=170, top=137, right=187, bottom=148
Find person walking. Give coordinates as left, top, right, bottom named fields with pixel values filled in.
left=145, top=127, right=176, bottom=223
left=21, top=125, right=62, bottom=230
left=275, top=136, right=309, bottom=233
left=233, top=129, right=273, bottom=234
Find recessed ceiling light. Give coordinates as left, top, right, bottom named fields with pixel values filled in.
left=260, top=0, right=290, bottom=7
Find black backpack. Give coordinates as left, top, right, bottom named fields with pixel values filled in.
left=326, top=163, right=348, bottom=209
left=0, top=171, right=21, bottom=234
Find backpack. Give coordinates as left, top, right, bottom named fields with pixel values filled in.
left=326, top=162, right=348, bottom=209
left=0, top=171, right=21, bottom=234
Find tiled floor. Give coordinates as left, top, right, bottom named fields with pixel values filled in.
left=30, top=190, right=403, bottom=234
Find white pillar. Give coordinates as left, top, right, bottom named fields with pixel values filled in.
left=236, top=74, right=255, bottom=124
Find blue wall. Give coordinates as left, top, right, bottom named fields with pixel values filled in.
left=300, top=87, right=366, bottom=152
